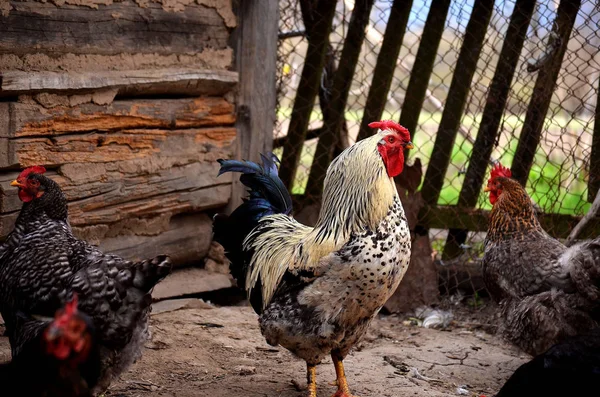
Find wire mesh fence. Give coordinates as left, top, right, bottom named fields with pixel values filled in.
left=273, top=0, right=600, bottom=302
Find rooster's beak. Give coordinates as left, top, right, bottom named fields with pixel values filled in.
left=10, top=180, right=25, bottom=188
left=483, top=186, right=491, bottom=192
left=404, top=141, right=414, bottom=150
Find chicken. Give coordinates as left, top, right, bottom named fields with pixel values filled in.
left=0, top=166, right=172, bottom=393
left=482, top=162, right=600, bottom=355
left=494, top=328, right=600, bottom=397
left=0, top=295, right=100, bottom=397
left=213, top=120, right=414, bottom=397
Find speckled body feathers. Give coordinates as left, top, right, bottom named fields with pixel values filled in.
left=0, top=175, right=172, bottom=393
left=259, top=197, right=410, bottom=364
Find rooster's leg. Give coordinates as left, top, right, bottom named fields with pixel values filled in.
left=331, top=352, right=358, bottom=397
left=307, top=363, right=317, bottom=397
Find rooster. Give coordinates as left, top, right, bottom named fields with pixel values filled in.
left=0, top=166, right=172, bottom=393
left=482, top=163, right=600, bottom=355
left=0, top=295, right=100, bottom=397
left=213, top=120, right=414, bottom=397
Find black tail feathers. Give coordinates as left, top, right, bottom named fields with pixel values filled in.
left=213, top=153, right=292, bottom=290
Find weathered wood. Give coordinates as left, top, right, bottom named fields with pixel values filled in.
left=420, top=205, right=600, bottom=240
left=1, top=159, right=233, bottom=217
left=151, top=268, right=234, bottom=300
left=511, top=0, right=582, bottom=185
left=0, top=0, right=231, bottom=56
left=420, top=0, right=494, bottom=207
left=443, top=0, right=536, bottom=259
left=398, top=0, right=451, bottom=145
left=305, top=0, right=375, bottom=199
left=97, top=213, right=214, bottom=267
left=0, top=68, right=238, bottom=97
left=1, top=182, right=231, bottom=240
left=588, top=74, right=600, bottom=202
left=231, top=0, right=278, bottom=209
left=0, top=182, right=230, bottom=235
left=0, top=127, right=236, bottom=168
left=0, top=97, right=235, bottom=138
left=357, top=0, right=413, bottom=141
left=278, top=0, right=338, bottom=190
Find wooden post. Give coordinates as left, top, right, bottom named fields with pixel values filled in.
left=443, top=0, right=536, bottom=259
left=420, top=0, right=494, bottom=208
left=232, top=0, right=279, bottom=209
left=278, top=0, right=338, bottom=190
left=304, top=0, right=376, bottom=200
left=357, top=0, right=414, bottom=141
left=510, top=0, right=582, bottom=185
left=398, top=0, right=451, bottom=145
left=589, top=78, right=600, bottom=202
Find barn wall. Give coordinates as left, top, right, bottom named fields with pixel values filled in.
left=0, top=0, right=238, bottom=276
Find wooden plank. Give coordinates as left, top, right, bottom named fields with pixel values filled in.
left=0, top=157, right=234, bottom=215
left=420, top=205, right=600, bottom=240
left=357, top=0, right=414, bottom=141
left=0, top=97, right=235, bottom=138
left=304, top=0, right=375, bottom=199
left=151, top=268, right=234, bottom=300
left=419, top=0, right=494, bottom=207
left=97, top=213, right=214, bottom=267
left=443, top=0, right=536, bottom=259
left=510, top=0, right=582, bottom=185
left=231, top=0, right=278, bottom=210
left=588, top=69, right=600, bottom=201
left=0, top=0, right=230, bottom=56
left=277, top=0, right=338, bottom=190
left=398, top=0, right=451, bottom=145
left=0, top=183, right=231, bottom=236
left=0, top=127, right=236, bottom=168
left=0, top=68, right=238, bottom=97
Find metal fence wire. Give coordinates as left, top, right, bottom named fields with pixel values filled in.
left=273, top=0, right=600, bottom=301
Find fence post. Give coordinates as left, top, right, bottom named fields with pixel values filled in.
left=589, top=79, right=600, bottom=202
left=232, top=0, right=278, bottom=209
left=419, top=0, right=494, bottom=210
left=304, top=0, right=376, bottom=200
left=278, top=0, right=338, bottom=190
left=357, top=0, right=414, bottom=142
left=443, top=0, right=536, bottom=260
left=510, top=0, right=582, bottom=185
left=398, top=0, right=451, bottom=146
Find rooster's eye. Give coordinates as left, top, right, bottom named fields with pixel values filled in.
left=388, top=136, right=395, bottom=143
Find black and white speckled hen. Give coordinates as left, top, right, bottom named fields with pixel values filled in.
left=0, top=166, right=172, bottom=394
left=0, top=295, right=101, bottom=397
left=483, top=163, right=600, bottom=356
left=213, top=121, right=414, bottom=397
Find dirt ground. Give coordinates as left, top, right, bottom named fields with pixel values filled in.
left=0, top=299, right=529, bottom=397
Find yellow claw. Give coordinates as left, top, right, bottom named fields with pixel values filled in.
left=331, top=354, right=359, bottom=397
left=307, top=364, right=317, bottom=397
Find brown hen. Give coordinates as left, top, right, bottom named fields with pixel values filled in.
left=482, top=163, right=600, bottom=356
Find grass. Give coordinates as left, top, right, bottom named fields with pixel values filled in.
left=275, top=110, right=593, bottom=217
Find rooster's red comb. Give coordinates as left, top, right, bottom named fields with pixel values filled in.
left=18, top=165, right=46, bottom=179
left=490, top=162, right=512, bottom=179
left=368, top=120, right=410, bottom=139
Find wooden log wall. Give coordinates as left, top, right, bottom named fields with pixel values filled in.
left=0, top=0, right=239, bottom=283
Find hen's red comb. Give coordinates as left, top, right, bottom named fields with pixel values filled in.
left=18, top=165, right=46, bottom=179
left=490, top=162, right=512, bottom=179
left=368, top=120, right=410, bottom=139
left=54, top=294, right=79, bottom=327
